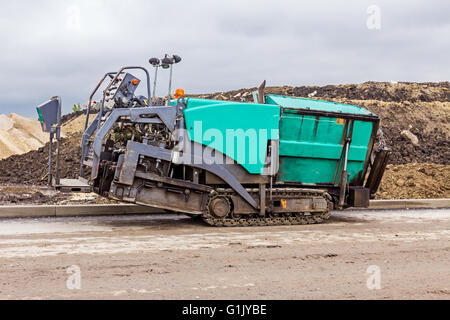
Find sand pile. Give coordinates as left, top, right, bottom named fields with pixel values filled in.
left=62, top=112, right=95, bottom=136
left=0, top=110, right=82, bottom=161
left=0, top=114, right=50, bottom=160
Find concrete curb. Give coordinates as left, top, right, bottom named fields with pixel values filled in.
left=0, top=204, right=161, bottom=219
left=0, top=199, right=448, bottom=219
left=368, top=198, right=450, bottom=210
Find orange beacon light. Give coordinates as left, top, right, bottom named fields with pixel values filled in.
left=174, top=88, right=185, bottom=99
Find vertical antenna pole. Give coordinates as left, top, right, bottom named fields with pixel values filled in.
left=166, top=64, right=173, bottom=106
left=152, top=66, right=158, bottom=102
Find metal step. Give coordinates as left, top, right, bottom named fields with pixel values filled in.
left=54, top=178, right=91, bottom=193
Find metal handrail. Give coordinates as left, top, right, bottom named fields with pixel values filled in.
left=97, top=66, right=152, bottom=131
left=84, top=71, right=119, bottom=132
left=80, top=71, right=120, bottom=177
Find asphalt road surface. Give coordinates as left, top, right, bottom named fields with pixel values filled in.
left=0, top=208, right=448, bottom=299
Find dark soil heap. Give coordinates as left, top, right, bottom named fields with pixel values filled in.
left=291, top=82, right=449, bottom=103
left=0, top=133, right=82, bottom=185
left=197, top=81, right=449, bottom=103
left=339, top=100, right=449, bottom=165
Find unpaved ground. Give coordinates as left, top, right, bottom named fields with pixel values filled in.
left=0, top=209, right=448, bottom=299
left=0, top=133, right=83, bottom=185
left=0, top=186, right=118, bottom=205
left=377, top=163, right=450, bottom=199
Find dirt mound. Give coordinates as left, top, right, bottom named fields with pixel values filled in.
left=0, top=186, right=58, bottom=205
left=61, top=109, right=86, bottom=124
left=292, top=82, right=450, bottom=103
left=0, top=133, right=82, bottom=185
left=381, top=126, right=449, bottom=165
left=336, top=100, right=450, bottom=165
left=0, top=108, right=92, bottom=168
left=377, top=163, right=450, bottom=199
left=341, top=100, right=450, bottom=136
left=0, top=111, right=93, bottom=186
left=195, top=82, right=450, bottom=103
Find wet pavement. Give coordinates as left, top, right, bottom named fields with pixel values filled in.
left=0, top=209, right=448, bottom=299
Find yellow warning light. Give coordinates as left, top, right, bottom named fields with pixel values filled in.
left=336, top=118, right=344, bottom=125
left=131, top=78, right=139, bottom=85
left=175, top=88, right=185, bottom=99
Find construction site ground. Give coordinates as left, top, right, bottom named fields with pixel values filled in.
left=0, top=82, right=448, bottom=301
left=0, top=208, right=448, bottom=299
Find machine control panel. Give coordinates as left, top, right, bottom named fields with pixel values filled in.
left=112, top=72, right=140, bottom=104
left=36, top=98, right=60, bottom=133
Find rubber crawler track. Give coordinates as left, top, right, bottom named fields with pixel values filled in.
left=202, top=188, right=332, bottom=227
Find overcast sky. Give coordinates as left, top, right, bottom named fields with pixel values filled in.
left=0, top=0, right=448, bottom=117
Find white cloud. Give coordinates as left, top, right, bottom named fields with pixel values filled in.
left=0, top=0, right=448, bottom=117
